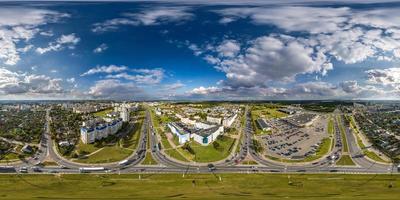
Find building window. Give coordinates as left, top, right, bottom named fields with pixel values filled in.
left=202, top=137, right=208, bottom=144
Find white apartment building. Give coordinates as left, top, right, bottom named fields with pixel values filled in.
left=194, top=121, right=215, bottom=129
left=80, top=119, right=123, bottom=144
left=120, top=107, right=129, bottom=122
left=207, top=116, right=222, bottom=124
left=223, top=113, right=238, bottom=127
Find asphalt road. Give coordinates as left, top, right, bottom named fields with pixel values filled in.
left=1, top=108, right=397, bottom=174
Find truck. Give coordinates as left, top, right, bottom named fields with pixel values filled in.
left=79, top=167, right=105, bottom=173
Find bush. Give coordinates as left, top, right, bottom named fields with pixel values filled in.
left=213, top=141, right=220, bottom=150
left=183, top=143, right=195, bottom=155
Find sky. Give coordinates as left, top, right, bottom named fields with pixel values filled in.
left=1, top=0, right=400, bottom=100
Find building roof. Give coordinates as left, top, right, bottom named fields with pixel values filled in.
left=256, top=118, right=270, bottom=130
left=195, top=126, right=221, bottom=137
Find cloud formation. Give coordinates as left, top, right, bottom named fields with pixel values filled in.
left=92, top=6, right=193, bottom=32
left=0, top=67, right=64, bottom=95
left=0, top=7, right=69, bottom=65
left=88, top=79, right=145, bottom=100
left=36, top=33, right=80, bottom=54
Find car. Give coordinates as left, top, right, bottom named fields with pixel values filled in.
left=19, top=167, right=28, bottom=173
left=207, top=164, right=216, bottom=172
left=32, top=167, right=42, bottom=172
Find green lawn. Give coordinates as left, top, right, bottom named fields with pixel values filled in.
left=328, top=117, right=334, bottom=135
left=142, top=152, right=157, bottom=165
left=76, top=146, right=133, bottom=164
left=0, top=174, right=399, bottom=200
left=92, top=108, right=113, bottom=117
left=363, top=150, right=389, bottom=163
left=74, top=140, right=102, bottom=154
left=164, top=149, right=189, bottom=162
left=337, top=116, right=349, bottom=153
left=336, top=155, right=356, bottom=166
left=0, top=152, right=20, bottom=163
left=187, top=136, right=235, bottom=163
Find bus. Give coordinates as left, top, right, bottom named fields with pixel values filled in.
left=79, top=167, right=105, bottom=173
left=118, top=160, right=129, bottom=166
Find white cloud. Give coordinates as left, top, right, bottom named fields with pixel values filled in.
left=0, top=67, right=64, bottom=95
left=93, top=43, right=108, bottom=53
left=212, top=35, right=332, bottom=87
left=81, top=65, right=128, bottom=76
left=188, top=86, right=222, bottom=95
left=66, top=77, right=76, bottom=83
left=82, top=65, right=164, bottom=84
left=88, top=79, right=145, bottom=99
left=92, top=7, right=193, bottom=32
left=39, top=30, right=54, bottom=37
left=163, top=82, right=185, bottom=90
left=106, top=68, right=164, bottom=84
left=216, top=39, right=240, bottom=58
left=366, top=68, right=400, bottom=87
left=0, top=7, right=68, bottom=65
left=215, top=6, right=350, bottom=34
left=36, top=33, right=80, bottom=54
left=215, top=6, right=400, bottom=65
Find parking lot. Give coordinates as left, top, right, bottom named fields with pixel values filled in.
left=260, top=114, right=329, bottom=159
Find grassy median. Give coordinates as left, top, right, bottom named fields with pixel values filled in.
left=0, top=173, right=399, bottom=199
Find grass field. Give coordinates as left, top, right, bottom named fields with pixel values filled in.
left=142, top=152, right=157, bottom=165
left=76, top=146, right=133, bottom=164
left=336, top=116, right=349, bottom=153
left=0, top=152, right=20, bottom=163
left=336, top=155, right=356, bottom=165
left=164, top=149, right=189, bottom=162
left=188, top=136, right=235, bottom=162
left=328, top=117, right=334, bottom=135
left=0, top=174, right=399, bottom=199
left=92, top=108, right=113, bottom=117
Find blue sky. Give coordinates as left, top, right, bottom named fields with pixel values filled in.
left=1, top=0, right=400, bottom=100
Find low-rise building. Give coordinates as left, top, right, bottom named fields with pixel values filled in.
left=167, top=122, right=191, bottom=144
left=192, top=125, right=224, bottom=145
left=284, top=113, right=318, bottom=127
left=194, top=121, right=215, bottom=129
left=256, top=118, right=271, bottom=131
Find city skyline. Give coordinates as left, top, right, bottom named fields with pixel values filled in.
left=1, top=0, right=400, bottom=101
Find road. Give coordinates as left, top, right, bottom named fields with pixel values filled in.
left=1, top=107, right=396, bottom=174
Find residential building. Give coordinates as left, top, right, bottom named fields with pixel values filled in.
left=80, top=118, right=123, bottom=144
left=120, top=107, right=129, bottom=122
left=207, top=116, right=222, bottom=124
left=223, top=113, right=237, bottom=127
